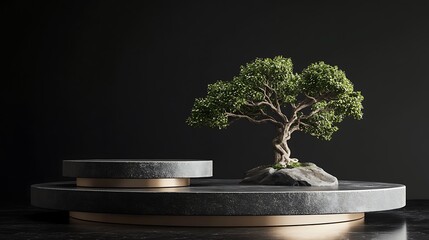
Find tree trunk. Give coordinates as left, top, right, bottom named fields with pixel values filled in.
left=273, top=128, right=298, bottom=165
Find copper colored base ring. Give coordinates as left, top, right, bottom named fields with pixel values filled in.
left=76, top=178, right=190, bottom=188
left=69, top=211, right=364, bottom=227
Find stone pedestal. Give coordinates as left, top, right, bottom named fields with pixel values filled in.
left=31, top=159, right=406, bottom=227
left=63, top=159, right=212, bottom=187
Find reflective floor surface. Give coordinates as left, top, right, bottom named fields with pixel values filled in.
left=0, top=200, right=428, bottom=240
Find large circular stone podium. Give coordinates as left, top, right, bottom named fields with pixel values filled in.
left=31, top=159, right=406, bottom=227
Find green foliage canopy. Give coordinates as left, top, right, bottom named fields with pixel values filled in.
left=187, top=56, right=363, bottom=141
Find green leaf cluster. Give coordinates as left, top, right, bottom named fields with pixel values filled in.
left=272, top=161, right=305, bottom=170
left=299, top=62, right=364, bottom=140
left=187, top=56, right=363, bottom=141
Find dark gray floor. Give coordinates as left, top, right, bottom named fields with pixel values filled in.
left=1, top=200, right=428, bottom=240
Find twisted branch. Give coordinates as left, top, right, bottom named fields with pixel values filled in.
left=226, top=112, right=283, bottom=128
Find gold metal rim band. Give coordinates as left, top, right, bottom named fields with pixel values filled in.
left=76, top=178, right=190, bottom=188
left=70, top=211, right=364, bottom=227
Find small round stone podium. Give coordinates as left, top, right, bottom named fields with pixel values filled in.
left=31, top=159, right=406, bottom=227
left=63, top=159, right=212, bottom=188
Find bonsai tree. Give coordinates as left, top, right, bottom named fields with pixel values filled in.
left=187, top=56, right=363, bottom=168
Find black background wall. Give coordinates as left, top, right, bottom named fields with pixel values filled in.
left=3, top=0, right=429, bottom=202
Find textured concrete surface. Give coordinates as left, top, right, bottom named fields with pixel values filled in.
left=31, top=179, right=406, bottom=216
left=63, top=159, right=213, bottom=178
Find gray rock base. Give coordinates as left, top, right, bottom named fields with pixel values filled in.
left=241, top=163, right=338, bottom=186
